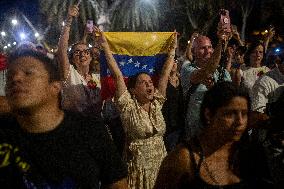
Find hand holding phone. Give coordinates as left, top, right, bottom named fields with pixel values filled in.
left=86, top=20, right=94, bottom=33
left=219, top=9, right=231, bottom=33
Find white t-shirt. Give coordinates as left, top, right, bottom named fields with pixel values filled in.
left=251, top=68, right=284, bottom=113
left=242, top=66, right=270, bottom=95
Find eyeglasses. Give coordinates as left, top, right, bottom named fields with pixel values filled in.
left=73, top=49, right=90, bottom=56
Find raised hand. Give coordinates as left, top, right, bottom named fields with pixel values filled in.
left=93, top=26, right=108, bottom=48
left=67, top=5, right=79, bottom=18
left=168, top=31, right=177, bottom=57
left=217, top=22, right=232, bottom=43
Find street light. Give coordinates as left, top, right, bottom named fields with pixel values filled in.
left=4, top=46, right=8, bottom=49
left=7, top=43, right=11, bottom=47
left=13, top=42, right=17, bottom=45
left=20, top=32, right=26, bottom=40
left=1, top=31, right=6, bottom=36
left=12, top=19, right=18, bottom=25
left=35, top=32, right=39, bottom=38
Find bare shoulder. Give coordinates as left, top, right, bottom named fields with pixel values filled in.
left=154, top=144, right=193, bottom=189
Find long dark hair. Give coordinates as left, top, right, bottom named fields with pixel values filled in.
left=200, top=82, right=253, bottom=178
left=200, top=81, right=251, bottom=127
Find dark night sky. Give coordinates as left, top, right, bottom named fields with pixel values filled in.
left=0, top=0, right=283, bottom=44
left=0, top=0, right=39, bottom=23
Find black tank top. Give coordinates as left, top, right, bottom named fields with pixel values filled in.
left=178, top=138, right=250, bottom=189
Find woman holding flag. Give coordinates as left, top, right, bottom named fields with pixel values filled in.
left=95, top=26, right=177, bottom=189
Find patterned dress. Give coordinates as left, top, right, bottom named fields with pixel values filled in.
left=115, top=90, right=167, bottom=189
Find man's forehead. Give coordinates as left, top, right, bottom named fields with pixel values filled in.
left=193, top=36, right=212, bottom=49
left=8, top=56, right=44, bottom=69
left=197, top=37, right=211, bottom=46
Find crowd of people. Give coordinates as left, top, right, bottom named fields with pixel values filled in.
left=0, top=4, right=283, bottom=189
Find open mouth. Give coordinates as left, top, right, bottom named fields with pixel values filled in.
left=146, top=89, right=153, bottom=95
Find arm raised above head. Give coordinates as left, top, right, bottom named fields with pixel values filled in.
left=57, top=5, right=79, bottom=81
left=94, top=27, right=127, bottom=98
left=158, top=32, right=177, bottom=97
left=190, top=25, right=231, bottom=85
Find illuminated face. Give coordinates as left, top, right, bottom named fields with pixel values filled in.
left=208, top=97, right=248, bottom=142
left=72, top=44, right=92, bottom=68
left=193, top=37, right=213, bottom=65
left=131, top=73, right=155, bottom=103
left=5, top=57, right=60, bottom=111
left=249, top=45, right=264, bottom=67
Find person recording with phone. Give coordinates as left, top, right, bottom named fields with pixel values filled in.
left=180, top=9, right=232, bottom=140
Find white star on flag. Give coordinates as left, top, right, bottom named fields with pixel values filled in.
left=128, top=58, right=133, bottom=64
left=134, top=61, right=140, bottom=67
left=119, top=61, right=126, bottom=66
left=142, top=65, right=147, bottom=69
left=149, top=68, right=154, bottom=73
left=107, top=69, right=111, bottom=74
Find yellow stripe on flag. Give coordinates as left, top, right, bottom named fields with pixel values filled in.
left=104, top=32, right=175, bottom=56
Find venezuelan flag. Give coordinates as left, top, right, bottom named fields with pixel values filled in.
left=100, top=32, right=175, bottom=100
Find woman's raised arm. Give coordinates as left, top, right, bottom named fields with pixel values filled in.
left=57, top=5, right=79, bottom=80
left=157, top=32, right=177, bottom=97
left=93, top=27, right=127, bottom=98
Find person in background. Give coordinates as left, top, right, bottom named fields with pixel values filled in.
left=241, top=42, right=270, bottom=95
left=57, top=4, right=102, bottom=117
left=162, top=61, right=185, bottom=152
left=154, top=82, right=272, bottom=189
left=95, top=26, right=177, bottom=189
left=180, top=24, right=231, bottom=140
left=0, top=48, right=128, bottom=188
left=250, top=54, right=284, bottom=128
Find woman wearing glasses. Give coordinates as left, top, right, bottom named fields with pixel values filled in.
left=57, top=4, right=102, bottom=117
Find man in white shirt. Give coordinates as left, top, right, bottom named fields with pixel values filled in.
left=250, top=62, right=284, bottom=127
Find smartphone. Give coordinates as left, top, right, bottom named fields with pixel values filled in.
left=220, top=9, right=231, bottom=33
left=86, top=20, right=93, bottom=33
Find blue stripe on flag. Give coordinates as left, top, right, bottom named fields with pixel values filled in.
left=100, top=52, right=167, bottom=77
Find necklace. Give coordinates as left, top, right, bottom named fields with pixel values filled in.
left=202, top=156, right=223, bottom=188
left=199, top=142, right=224, bottom=189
